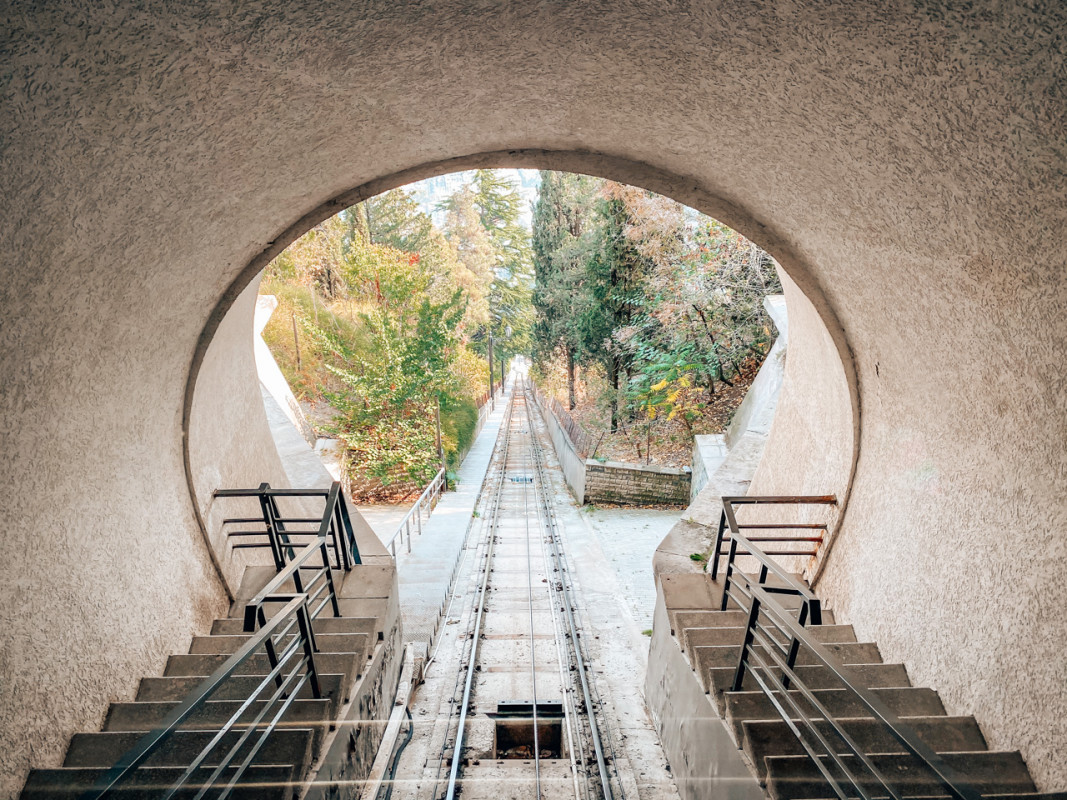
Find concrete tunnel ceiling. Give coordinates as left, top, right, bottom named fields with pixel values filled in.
left=1, top=0, right=1065, bottom=793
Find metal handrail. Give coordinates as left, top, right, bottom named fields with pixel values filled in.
left=216, top=481, right=361, bottom=571
left=716, top=496, right=983, bottom=800
left=711, top=496, right=834, bottom=624
left=243, top=536, right=341, bottom=633
left=79, top=594, right=322, bottom=800
left=384, top=468, right=445, bottom=557
left=732, top=576, right=983, bottom=800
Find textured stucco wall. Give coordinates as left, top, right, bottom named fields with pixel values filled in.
left=188, top=277, right=292, bottom=594
left=1, top=1, right=1065, bottom=793
left=744, top=270, right=855, bottom=576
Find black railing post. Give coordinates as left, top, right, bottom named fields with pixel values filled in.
left=782, top=602, right=807, bottom=691
left=710, top=508, right=727, bottom=578
left=732, top=594, right=761, bottom=692
left=256, top=483, right=285, bottom=571
left=332, top=501, right=348, bottom=571
left=720, top=535, right=740, bottom=611
left=334, top=487, right=361, bottom=567
left=267, top=493, right=297, bottom=563
left=261, top=607, right=286, bottom=693
left=296, top=603, right=322, bottom=699
left=321, top=540, right=342, bottom=617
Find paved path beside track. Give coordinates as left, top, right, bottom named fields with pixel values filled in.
left=394, top=380, right=512, bottom=650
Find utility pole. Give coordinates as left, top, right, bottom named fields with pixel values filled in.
left=291, top=311, right=302, bottom=372
left=435, top=396, right=447, bottom=484
left=488, top=332, right=495, bottom=411
left=500, top=355, right=505, bottom=393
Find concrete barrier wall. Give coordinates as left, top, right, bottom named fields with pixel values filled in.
left=536, top=392, right=587, bottom=502
left=190, top=278, right=304, bottom=593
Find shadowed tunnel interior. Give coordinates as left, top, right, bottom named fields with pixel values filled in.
left=1, top=2, right=1064, bottom=795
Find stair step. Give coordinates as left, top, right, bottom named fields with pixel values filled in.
left=211, top=615, right=377, bottom=637
left=743, top=716, right=987, bottom=779
left=705, top=663, right=911, bottom=713
left=694, top=641, right=882, bottom=674
left=188, top=632, right=369, bottom=658
left=671, top=608, right=836, bottom=638
left=683, top=624, right=857, bottom=653
left=20, top=764, right=298, bottom=800
left=164, top=652, right=361, bottom=696
left=764, top=751, right=1035, bottom=800
left=103, top=699, right=332, bottom=752
left=724, top=688, right=946, bottom=742
left=136, top=673, right=344, bottom=714
left=64, top=728, right=313, bottom=769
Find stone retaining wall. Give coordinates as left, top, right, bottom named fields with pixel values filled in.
left=584, top=460, right=691, bottom=506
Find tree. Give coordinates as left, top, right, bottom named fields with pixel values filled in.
left=531, top=171, right=781, bottom=439
left=532, top=171, right=603, bottom=408
left=441, top=171, right=535, bottom=362
left=360, top=188, right=434, bottom=253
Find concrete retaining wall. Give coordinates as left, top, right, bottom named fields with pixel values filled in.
left=690, top=435, right=729, bottom=501
left=533, top=390, right=691, bottom=506
left=537, top=392, right=587, bottom=502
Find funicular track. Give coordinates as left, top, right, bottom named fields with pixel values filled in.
left=427, top=384, right=621, bottom=800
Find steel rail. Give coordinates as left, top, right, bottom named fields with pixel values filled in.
left=422, top=408, right=510, bottom=796
left=524, top=385, right=615, bottom=800
left=443, top=393, right=517, bottom=800
left=526, top=396, right=589, bottom=800
left=518, top=395, right=543, bottom=798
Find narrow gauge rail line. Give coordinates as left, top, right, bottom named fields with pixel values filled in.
left=441, top=395, right=516, bottom=800
left=436, top=385, right=619, bottom=800
left=524, top=383, right=617, bottom=800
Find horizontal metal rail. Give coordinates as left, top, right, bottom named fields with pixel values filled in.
left=384, top=468, right=445, bottom=557
left=712, top=497, right=833, bottom=625
left=732, top=576, right=984, bottom=800
left=710, top=495, right=835, bottom=578
left=79, top=594, right=322, bottom=800
left=243, top=536, right=341, bottom=633
left=216, top=481, right=360, bottom=572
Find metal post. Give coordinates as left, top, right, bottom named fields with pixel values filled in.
left=436, top=397, right=448, bottom=482
left=488, top=333, right=495, bottom=410
left=710, top=508, right=727, bottom=578
left=732, top=594, right=761, bottom=692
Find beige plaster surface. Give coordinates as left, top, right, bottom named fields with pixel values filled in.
left=189, top=276, right=290, bottom=594
left=1, top=1, right=1065, bottom=795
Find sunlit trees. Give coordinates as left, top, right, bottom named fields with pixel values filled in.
left=531, top=172, right=781, bottom=442
left=442, top=170, right=535, bottom=362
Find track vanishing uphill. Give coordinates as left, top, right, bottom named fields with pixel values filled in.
left=390, top=386, right=629, bottom=800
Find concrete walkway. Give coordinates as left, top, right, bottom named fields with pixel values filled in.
left=396, top=382, right=512, bottom=650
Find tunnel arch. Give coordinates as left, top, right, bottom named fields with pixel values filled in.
left=181, top=151, right=862, bottom=594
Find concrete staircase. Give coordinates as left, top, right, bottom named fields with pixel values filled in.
left=669, top=573, right=1057, bottom=800
left=20, top=569, right=383, bottom=800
